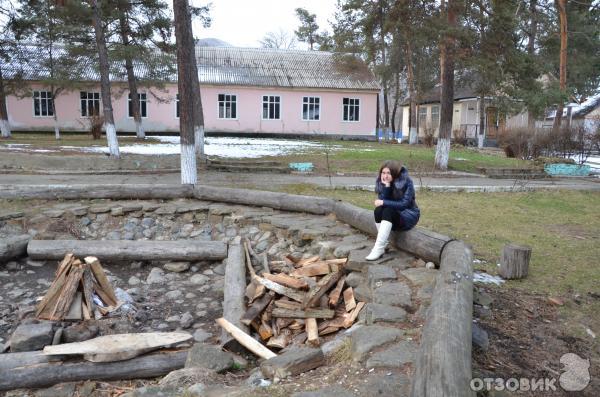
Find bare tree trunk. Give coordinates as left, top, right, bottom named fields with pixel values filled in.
left=119, top=12, right=145, bottom=140
left=173, top=0, right=197, bottom=184
left=0, top=68, right=11, bottom=139
left=435, top=0, right=456, bottom=171
left=527, top=0, right=538, bottom=129
left=190, top=50, right=205, bottom=158
left=552, top=0, right=567, bottom=133
left=405, top=42, right=418, bottom=145
left=391, top=70, right=400, bottom=138
left=478, top=93, right=485, bottom=148
left=90, top=0, right=119, bottom=158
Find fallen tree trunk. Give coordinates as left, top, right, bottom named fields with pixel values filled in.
left=410, top=241, right=474, bottom=397
left=0, top=350, right=188, bottom=391
left=27, top=240, right=227, bottom=261
left=221, top=243, right=248, bottom=349
left=0, top=184, right=194, bottom=200
left=332, top=201, right=452, bottom=265
left=0, top=234, right=30, bottom=262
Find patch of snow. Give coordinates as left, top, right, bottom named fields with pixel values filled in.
left=473, top=271, right=505, bottom=285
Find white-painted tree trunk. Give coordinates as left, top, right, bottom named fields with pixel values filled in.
left=105, top=122, right=120, bottom=158
left=194, top=125, right=205, bottom=159
left=135, top=120, right=145, bottom=139
left=477, top=133, right=484, bottom=148
left=54, top=116, right=60, bottom=140
left=409, top=127, right=418, bottom=144
left=434, top=137, right=450, bottom=171
left=180, top=143, right=197, bottom=185
left=0, top=119, right=11, bottom=138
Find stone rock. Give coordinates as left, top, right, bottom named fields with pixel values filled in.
left=186, top=383, right=207, bottom=397
left=6, top=261, right=20, bottom=270
left=180, top=312, right=194, bottom=328
left=43, top=209, right=65, bottom=218
left=121, top=385, right=179, bottom=397
left=123, top=232, right=135, bottom=240
left=185, top=344, right=234, bottom=372
left=261, top=346, right=324, bottom=379
left=361, top=303, right=407, bottom=324
left=400, top=267, right=438, bottom=288
left=372, top=282, right=412, bottom=309
left=333, top=242, right=368, bottom=258
left=350, top=325, right=403, bottom=361
left=165, top=290, right=183, bottom=300
left=110, top=207, right=124, bottom=216
left=474, top=289, right=493, bottom=307
left=189, top=274, right=209, bottom=285
left=367, top=265, right=397, bottom=285
left=69, top=206, right=89, bottom=216
left=354, top=373, right=411, bottom=397
left=122, top=204, right=143, bottom=213
left=325, top=226, right=353, bottom=237
left=472, top=322, right=489, bottom=351
left=89, top=206, right=111, bottom=214
left=473, top=305, right=492, bottom=319
left=10, top=321, right=54, bottom=352
left=345, top=272, right=365, bottom=288
left=426, top=261, right=436, bottom=269
left=353, top=283, right=371, bottom=303
left=62, top=324, right=99, bottom=343
left=365, top=340, right=418, bottom=368
left=128, top=276, right=141, bottom=286
left=80, top=217, right=92, bottom=226
left=34, top=382, right=77, bottom=397
left=159, top=367, right=214, bottom=388
left=146, top=267, right=166, bottom=284
left=292, top=386, right=350, bottom=397
left=212, top=263, right=226, bottom=276
left=193, top=329, right=212, bottom=343
left=105, top=231, right=121, bottom=240
left=26, top=259, right=45, bottom=268
left=254, top=240, right=269, bottom=253
left=346, top=248, right=386, bottom=272
left=164, top=262, right=190, bottom=273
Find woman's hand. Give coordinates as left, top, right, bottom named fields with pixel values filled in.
left=374, top=199, right=384, bottom=207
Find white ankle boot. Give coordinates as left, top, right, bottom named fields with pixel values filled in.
left=366, top=220, right=392, bottom=261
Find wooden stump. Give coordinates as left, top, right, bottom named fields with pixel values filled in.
left=499, top=244, right=531, bottom=279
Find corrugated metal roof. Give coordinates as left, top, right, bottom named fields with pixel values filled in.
left=2, top=44, right=379, bottom=91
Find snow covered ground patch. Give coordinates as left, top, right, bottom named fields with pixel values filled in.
left=473, top=271, right=505, bottom=285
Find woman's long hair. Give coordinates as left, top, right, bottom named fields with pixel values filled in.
left=378, top=160, right=402, bottom=181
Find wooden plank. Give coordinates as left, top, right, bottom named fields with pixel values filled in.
left=273, top=299, right=302, bottom=310
left=297, top=255, right=320, bottom=267
left=253, top=275, right=305, bottom=303
left=260, top=346, right=324, bottom=379
left=291, top=262, right=332, bottom=277
left=328, top=276, right=346, bottom=307
left=85, top=257, right=118, bottom=304
left=216, top=317, right=277, bottom=360
left=64, top=292, right=83, bottom=321
left=262, top=253, right=270, bottom=274
left=305, top=318, right=319, bottom=347
left=302, top=271, right=341, bottom=309
left=81, top=266, right=96, bottom=315
left=43, top=332, right=193, bottom=363
left=241, top=293, right=274, bottom=326
left=343, top=302, right=365, bottom=328
left=343, top=287, right=357, bottom=312
left=411, top=241, right=474, bottom=397
left=81, top=301, right=91, bottom=321
left=272, top=308, right=335, bottom=319
left=263, top=273, right=308, bottom=290
left=55, top=253, right=75, bottom=277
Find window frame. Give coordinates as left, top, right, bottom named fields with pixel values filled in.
left=261, top=94, right=281, bottom=120
left=302, top=96, right=321, bottom=121
left=80, top=91, right=101, bottom=118
left=32, top=90, right=54, bottom=118
left=218, top=93, right=238, bottom=120
left=342, top=97, right=360, bottom=122
left=128, top=92, right=148, bottom=118
left=431, top=105, right=440, bottom=129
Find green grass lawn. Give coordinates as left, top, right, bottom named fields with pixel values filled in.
left=261, top=184, right=600, bottom=340
left=264, top=140, right=532, bottom=174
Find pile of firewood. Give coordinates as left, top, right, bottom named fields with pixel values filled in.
left=36, top=253, right=119, bottom=321
left=239, top=239, right=364, bottom=349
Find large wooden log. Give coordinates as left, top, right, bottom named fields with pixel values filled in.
left=410, top=241, right=474, bottom=397
left=0, top=235, right=30, bottom=262
left=332, top=201, right=452, bottom=265
left=0, top=184, right=194, bottom=200
left=221, top=244, right=248, bottom=349
left=499, top=243, right=531, bottom=279
left=0, top=350, right=188, bottom=391
left=27, top=240, right=227, bottom=261
left=194, top=186, right=335, bottom=215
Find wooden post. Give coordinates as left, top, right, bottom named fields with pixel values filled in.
left=499, top=243, right=531, bottom=279
left=221, top=244, right=247, bottom=350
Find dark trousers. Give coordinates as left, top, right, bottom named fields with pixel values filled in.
left=374, top=206, right=404, bottom=230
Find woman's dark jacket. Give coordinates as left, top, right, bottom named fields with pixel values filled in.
left=375, top=166, right=420, bottom=231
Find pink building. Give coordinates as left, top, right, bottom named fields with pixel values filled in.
left=5, top=46, right=380, bottom=138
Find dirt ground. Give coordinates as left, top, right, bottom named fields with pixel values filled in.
left=472, top=285, right=599, bottom=396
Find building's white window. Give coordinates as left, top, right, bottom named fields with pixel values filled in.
left=80, top=91, right=100, bottom=117
left=218, top=94, right=237, bottom=119
left=418, top=106, right=428, bottom=127
left=431, top=105, right=440, bottom=129
left=175, top=94, right=179, bottom=118
left=128, top=92, right=147, bottom=118
left=302, top=96, right=320, bottom=121
left=33, top=91, right=54, bottom=117
left=262, top=95, right=280, bottom=120
left=342, top=98, right=360, bottom=121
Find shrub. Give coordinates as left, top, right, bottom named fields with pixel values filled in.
left=89, top=114, right=104, bottom=140
left=422, top=127, right=435, bottom=147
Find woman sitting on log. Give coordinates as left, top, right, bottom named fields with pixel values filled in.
left=366, top=160, right=420, bottom=261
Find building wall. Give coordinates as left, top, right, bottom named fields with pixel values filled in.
left=6, top=82, right=378, bottom=136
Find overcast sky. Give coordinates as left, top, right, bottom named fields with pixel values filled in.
left=191, top=0, right=337, bottom=49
